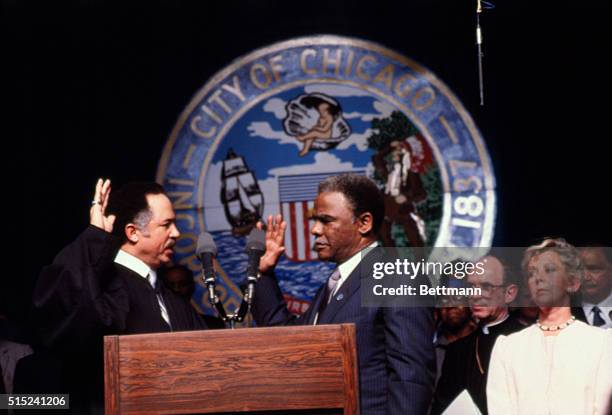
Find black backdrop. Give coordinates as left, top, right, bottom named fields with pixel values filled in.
left=4, top=0, right=610, bottom=323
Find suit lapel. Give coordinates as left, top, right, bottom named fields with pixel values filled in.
left=158, top=283, right=175, bottom=331
left=318, top=248, right=383, bottom=324
left=572, top=306, right=587, bottom=323
left=304, top=285, right=327, bottom=325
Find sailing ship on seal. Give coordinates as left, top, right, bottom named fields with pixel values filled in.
left=220, top=149, right=264, bottom=236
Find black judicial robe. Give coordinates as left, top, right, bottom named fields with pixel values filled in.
left=431, top=315, right=524, bottom=415
left=32, top=225, right=208, bottom=413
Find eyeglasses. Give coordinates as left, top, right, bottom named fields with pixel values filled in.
left=466, top=282, right=507, bottom=296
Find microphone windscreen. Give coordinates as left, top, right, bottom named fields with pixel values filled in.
left=245, top=228, right=266, bottom=252
left=196, top=232, right=218, bottom=257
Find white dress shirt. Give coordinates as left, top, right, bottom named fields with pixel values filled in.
left=332, top=241, right=379, bottom=297
left=114, top=250, right=171, bottom=327
left=582, top=290, right=612, bottom=329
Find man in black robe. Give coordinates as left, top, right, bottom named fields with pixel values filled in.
left=32, top=179, right=208, bottom=413
left=431, top=256, right=523, bottom=415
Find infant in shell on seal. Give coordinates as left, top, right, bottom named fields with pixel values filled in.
left=283, top=92, right=351, bottom=156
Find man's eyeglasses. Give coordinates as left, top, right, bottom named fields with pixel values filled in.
left=465, top=282, right=506, bottom=296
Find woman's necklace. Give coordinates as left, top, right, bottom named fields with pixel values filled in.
left=536, top=315, right=576, bottom=331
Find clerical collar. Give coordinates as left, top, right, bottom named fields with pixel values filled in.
left=114, top=249, right=157, bottom=287
left=480, top=313, right=509, bottom=335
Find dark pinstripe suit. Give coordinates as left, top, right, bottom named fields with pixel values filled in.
left=252, top=248, right=436, bottom=415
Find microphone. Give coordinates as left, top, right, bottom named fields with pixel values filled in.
left=196, top=232, right=217, bottom=286
left=246, top=228, right=266, bottom=280
left=196, top=232, right=228, bottom=322
left=244, top=228, right=266, bottom=304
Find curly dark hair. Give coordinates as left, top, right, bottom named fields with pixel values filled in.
left=318, top=173, right=384, bottom=234
left=105, top=182, right=166, bottom=243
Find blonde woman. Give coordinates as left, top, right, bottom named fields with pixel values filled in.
left=487, top=238, right=611, bottom=415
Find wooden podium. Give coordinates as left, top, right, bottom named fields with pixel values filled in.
left=104, top=324, right=359, bottom=414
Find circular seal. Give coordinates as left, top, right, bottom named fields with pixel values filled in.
left=156, top=35, right=496, bottom=311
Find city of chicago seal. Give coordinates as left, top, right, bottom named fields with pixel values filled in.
left=156, top=35, right=496, bottom=313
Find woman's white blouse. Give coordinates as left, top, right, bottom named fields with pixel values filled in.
left=487, top=321, right=611, bottom=415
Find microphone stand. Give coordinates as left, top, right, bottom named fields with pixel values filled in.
left=476, top=3, right=484, bottom=106
left=201, top=227, right=265, bottom=329
left=475, top=0, right=495, bottom=106
left=203, top=270, right=255, bottom=329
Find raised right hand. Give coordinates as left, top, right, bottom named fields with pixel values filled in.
left=257, top=214, right=286, bottom=274
left=90, top=178, right=116, bottom=232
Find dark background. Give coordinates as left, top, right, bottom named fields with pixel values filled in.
left=3, top=0, right=610, bottom=323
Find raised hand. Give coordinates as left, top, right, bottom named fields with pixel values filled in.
left=258, top=214, right=286, bottom=274
left=89, top=178, right=116, bottom=232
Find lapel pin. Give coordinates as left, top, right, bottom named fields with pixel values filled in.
left=336, top=293, right=344, bottom=301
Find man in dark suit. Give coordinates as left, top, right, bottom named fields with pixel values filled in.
left=431, top=256, right=522, bottom=415
left=253, top=173, right=435, bottom=415
left=32, top=179, right=207, bottom=413
left=576, top=246, right=612, bottom=328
